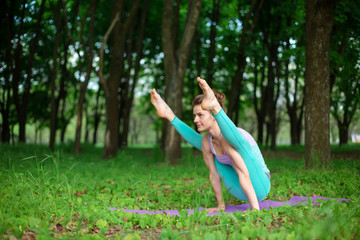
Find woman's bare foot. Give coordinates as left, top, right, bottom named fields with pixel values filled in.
left=150, top=89, right=175, bottom=122
left=196, top=77, right=221, bottom=115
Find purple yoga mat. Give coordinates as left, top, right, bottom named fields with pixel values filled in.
left=109, top=196, right=350, bottom=216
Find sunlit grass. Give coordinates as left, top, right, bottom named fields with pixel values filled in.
left=0, top=143, right=359, bottom=239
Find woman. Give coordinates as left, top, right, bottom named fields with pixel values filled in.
left=150, top=77, right=270, bottom=212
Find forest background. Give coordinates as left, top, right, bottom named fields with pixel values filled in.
left=1, top=0, right=359, bottom=164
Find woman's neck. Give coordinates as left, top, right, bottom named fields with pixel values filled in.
left=209, top=123, right=221, bottom=140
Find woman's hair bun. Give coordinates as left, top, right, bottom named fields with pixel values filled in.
left=213, top=89, right=226, bottom=103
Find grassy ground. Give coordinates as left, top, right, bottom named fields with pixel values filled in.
left=0, top=143, right=359, bottom=239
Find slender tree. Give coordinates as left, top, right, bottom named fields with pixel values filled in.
left=253, top=56, right=268, bottom=145
left=58, top=0, right=81, bottom=143
left=49, top=0, right=62, bottom=151
left=74, top=0, right=97, bottom=153
left=284, top=39, right=305, bottom=145
left=119, top=0, right=148, bottom=149
left=92, top=87, right=103, bottom=145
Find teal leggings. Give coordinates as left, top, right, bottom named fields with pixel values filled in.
left=171, top=108, right=270, bottom=201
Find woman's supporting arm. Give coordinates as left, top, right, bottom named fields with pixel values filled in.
left=202, top=137, right=225, bottom=211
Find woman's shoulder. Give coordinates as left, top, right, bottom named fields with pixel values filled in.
left=201, top=132, right=209, bottom=143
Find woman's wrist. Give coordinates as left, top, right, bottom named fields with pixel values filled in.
left=212, top=105, right=222, bottom=115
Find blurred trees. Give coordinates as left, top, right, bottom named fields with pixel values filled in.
left=3, top=0, right=46, bottom=143
left=330, top=0, right=360, bottom=145
left=0, top=0, right=359, bottom=164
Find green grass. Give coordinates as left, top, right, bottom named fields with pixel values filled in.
left=0, top=143, right=359, bottom=239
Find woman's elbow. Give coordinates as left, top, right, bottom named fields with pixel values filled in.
left=238, top=171, right=251, bottom=182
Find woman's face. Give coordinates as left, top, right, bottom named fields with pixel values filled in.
left=193, top=104, right=215, bottom=132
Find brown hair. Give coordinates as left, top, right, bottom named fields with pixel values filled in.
left=192, top=89, right=226, bottom=109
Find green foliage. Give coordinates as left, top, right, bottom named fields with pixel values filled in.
left=0, top=143, right=359, bottom=239
left=2, top=0, right=359, bottom=148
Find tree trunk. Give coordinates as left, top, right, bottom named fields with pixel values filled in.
left=121, top=0, right=148, bottom=148
left=0, top=103, right=10, bottom=142
left=118, top=15, right=136, bottom=149
left=296, top=101, right=304, bottom=144
left=11, top=1, right=26, bottom=142
left=160, top=0, right=180, bottom=153
left=116, top=0, right=142, bottom=150
left=1, top=0, right=14, bottom=143
left=74, top=0, right=96, bottom=153
left=338, top=122, right=349, bottom=145
left=265, top=121, right=270, bottom=147
left=57, top=0, right=80, bottom=144
left=103, top=88, right=119, bottom=158
left=59, top=45, right=69, bottom=143
left=255, top=59, right=267, bottom=144
left=253, top=57, right=266, bottom=145
left=265, top=42, right=278, bottom=150
left=49, top=0, right=62, bottom=151
left=162, top=0, right=203, bottom=165
left=284, top=40, right=296, bottom=145
left=11, top=125, right=15, bottom=144
left=56, top=44, right=69, bottom=144
left=84, top=101, right=90, bottom=143
left=0, top=72, right=11, bottom=143
left=92, top=87, right=102, bottom=145
left=74, top=80, right=89, bottom=152
left=60, top=97, right=68, bottom=143
left=272, top=52, right=281, bottom=150
left=286, top=75, right=304, bottom=145
left=289, top=113, right=298, bottom=144
left=284, top=36, right=305, bottom=145
left=305, top=0, right=335, bottom=169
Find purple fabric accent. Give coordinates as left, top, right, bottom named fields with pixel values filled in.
left=238, top=128, right=257, bottom=146
left=109, top=196, right=351, bottom=217
left=208, top=133, right=233, bottom=166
